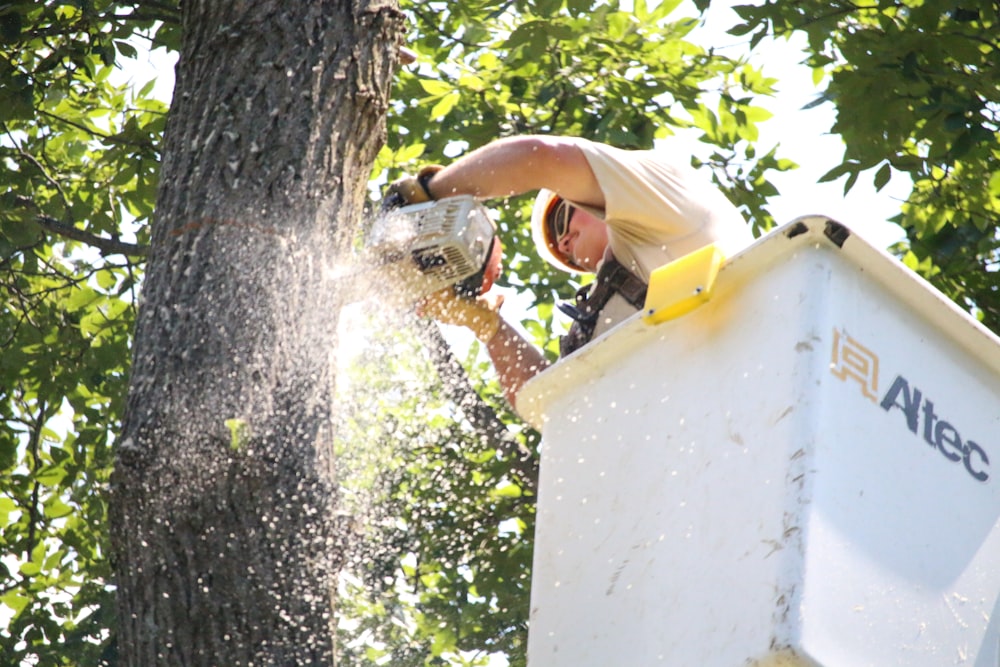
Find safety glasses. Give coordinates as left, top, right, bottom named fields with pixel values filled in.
left=545, top=197, right=575, bottom=246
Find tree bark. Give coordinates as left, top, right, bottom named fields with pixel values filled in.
left=109, top=2, right=404, bottom=664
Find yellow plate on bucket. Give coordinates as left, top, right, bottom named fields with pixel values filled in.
left=642, top=244, right=725, bottom=325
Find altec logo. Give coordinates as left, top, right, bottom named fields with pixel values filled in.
left=830, top=328, right=990, bottom=483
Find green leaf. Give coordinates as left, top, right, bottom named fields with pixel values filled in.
left=727, top=23, right=754, bottom=37
left=873, top=162, right=891, bottom=191
left=988, top=171, right=1000, bottom=197
left=843, top=168, right=859, bottom=194
left=817, top=161, right=858, bottom=184
left=395, top=143, right=425, bottom=163
left=35, top=465, right=67, bottom=486
left=43, top=496, right=74, bottom=519
left=2, top=590, right=31, bottom=616
left=492, top=482, right=522, bottom=498
left=225, top=418, right=250, bottom=451
left=115, top=40, right=138, bottom=60
left=0, top=11, right=22, bottom=42
left=0, top=496, right=16, bottom=524
left=430, top=91, right=460, bottom=120
left=95, top=268, right=118, bottom=290
left=137, top=78, right=156, bottom=98
left=66, top=286, right=101, bottom=313
left=943, top=112, right=967, bottom=132
left=419, top=79, right=452, bottom=96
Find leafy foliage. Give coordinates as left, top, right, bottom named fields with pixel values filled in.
left=1, top=2, right=176, bottom=664
left=731, top=0, right=1000, bottom=331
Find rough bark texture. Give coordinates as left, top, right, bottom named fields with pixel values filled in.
left=109, top=2, right=404, bottom=665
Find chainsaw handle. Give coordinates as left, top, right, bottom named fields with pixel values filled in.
left=382, top=165, right=443, bottom=212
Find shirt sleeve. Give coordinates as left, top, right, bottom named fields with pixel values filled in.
left=577, top=141, right=734, bottom=237
left=573, top=139, right=752, bottom=275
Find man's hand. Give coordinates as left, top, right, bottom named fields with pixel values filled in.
left=382, top=165, right=443, bottom=210
left=419, top=288, right=504, bottom=343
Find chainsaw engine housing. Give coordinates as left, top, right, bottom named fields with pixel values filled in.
left=367, top=196, right=499, bottom=301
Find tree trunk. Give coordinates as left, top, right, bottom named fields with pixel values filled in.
left=109, top=2, right=404, bottom=664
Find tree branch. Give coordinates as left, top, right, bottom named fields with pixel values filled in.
left=12, top=192, right=149, bottom=257
left=35, top=215, right=148, bottom=257
left=38, top=108, right=160, bottom=153
left=26, top=400, right=48, bottom=561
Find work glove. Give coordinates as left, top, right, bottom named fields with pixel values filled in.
left=382, top=164, right=443, bottom=211
left=419, top=287, right=504, bottom=343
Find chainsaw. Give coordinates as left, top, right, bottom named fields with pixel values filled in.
left=335, top=195, right=503, bottom=306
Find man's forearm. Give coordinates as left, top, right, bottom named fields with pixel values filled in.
left=486, top=318, right=550, bottom=410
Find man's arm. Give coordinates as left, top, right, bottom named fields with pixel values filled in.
left=424, top=135, right=606, bottom=209
left=398, top=135, right=599, bottom=410
left=419, top=289, right=550, bottom=410
left=485, top=319, right=550, bottom=408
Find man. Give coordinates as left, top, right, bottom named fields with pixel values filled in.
left=388, top=135, right=752, bottom=411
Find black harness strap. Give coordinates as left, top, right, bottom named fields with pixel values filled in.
left=558, top=257, right=647, bottom=357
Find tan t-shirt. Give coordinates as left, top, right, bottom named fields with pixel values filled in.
left=569, top=140, right=753, bottom=341
left=576, top=140, right=753, bottom=282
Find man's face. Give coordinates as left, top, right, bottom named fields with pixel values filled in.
left=555, top=206, right=608, bottom=273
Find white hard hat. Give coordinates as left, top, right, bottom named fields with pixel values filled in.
left=530, top=189, right=583, bottom=273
